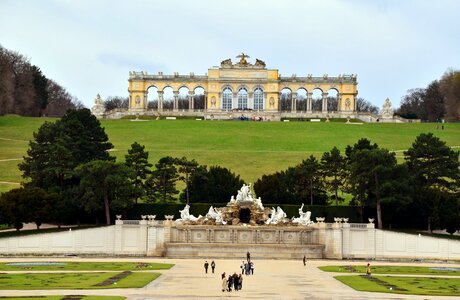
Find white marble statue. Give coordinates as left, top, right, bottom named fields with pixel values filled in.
left=380, top=98, right=394, bottom=118
left=205, top=206, right=227, bottom=225
left=254, top=197, right=264, bottom=210
left=292, top=203, right=314, bottom=226
left=175, top=204, right=200, bottom=223
left=91, top=94, right=105, bottom=118
left=231, top=184, right=264, bottom=210
left=265, top=206, right=287, bottom=225
left=236, top=183, right=252, bottom=201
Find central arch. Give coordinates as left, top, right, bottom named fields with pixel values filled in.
left=239, top=208, right=251, bottom=223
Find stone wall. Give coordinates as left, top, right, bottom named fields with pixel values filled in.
left=1, top=220, right=460, bottom=261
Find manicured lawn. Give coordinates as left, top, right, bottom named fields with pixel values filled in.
left=335, top=275, right=460, bottom=296
left=1, top=116, right=459, bottom=191
left=319, top=265, right=460, bottom=276
left=0, top=297, right=125, bottom=300
left=0, top=261, right=174, bottom=271
left=0, top=271, right=160, bottom=289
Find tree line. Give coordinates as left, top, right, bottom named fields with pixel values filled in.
left=0, top=45, right=82, bottom=117
left=0, top=108, right=458, bottom=233
left=396, top=69, right=460, bottom=122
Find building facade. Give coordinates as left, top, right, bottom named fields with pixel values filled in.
left=128, top=54, right=358, bottom=116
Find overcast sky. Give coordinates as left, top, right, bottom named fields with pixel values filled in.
left=1, top=0, right=459, bottom=109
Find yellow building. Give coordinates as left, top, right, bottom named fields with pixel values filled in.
left=128, top=54, right=358, bottom=118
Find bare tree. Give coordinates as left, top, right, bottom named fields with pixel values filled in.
left=356, top=97, right=379, bottom=114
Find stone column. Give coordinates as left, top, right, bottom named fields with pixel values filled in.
left=307, top=92, right=313, bottom=113
left=204, top=92, right=208, bottom=110
left=354, top=93, right=358, bottom=112
left=322, top=92, right=328, bottom=112
left=188, top=91, right=194, bottom=110
left=173, top=91, right=179, bottom=111
left=248, top=92, right=254, bottom=110
left=291, top=93, right=297, bottom=112
left=157, top=91, right=164, bottom=111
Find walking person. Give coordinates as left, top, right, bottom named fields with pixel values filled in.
left=366, top=263, right=372, bottom=276
left=240, top=261, right=245, bottom=274
left=211, top=260, right=216, bottom=273
left=247, top=251, right=251, bottom=261
left=204, top=260, right=209, bottom=274
left=227, top=274, right=233, bottom=292
left=221, top=274, right=227, bottom=292
left=303, top=255, right=307, bottom=266
left=233, top=273, right=238, bottom=291
left=250, top=261, right=254, bottom=275
left=238, top=273, right=243, bottom=290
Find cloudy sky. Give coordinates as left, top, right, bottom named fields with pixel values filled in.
left=1, top=0, right=459, bottom=109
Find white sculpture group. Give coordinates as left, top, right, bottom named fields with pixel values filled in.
left=175, top=184, right=314, bottom=226
left=205, top=206, right=227, bottom=225
left=175, top=204, right=201, bottom=223
left=229, top=183, right=264, bottom=210
left=265, top=206, right=287, bottom=225
left=292, top=203, right=314, bottom=226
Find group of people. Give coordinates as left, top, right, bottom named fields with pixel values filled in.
left=203, top=260, right=216, bottom=274
left=240, top=260, right=254, bottom=275
left=221, top=272, right=244, bottom=292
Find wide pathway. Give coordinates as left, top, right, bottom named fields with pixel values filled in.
left=0, top=258, right=459, bottom=299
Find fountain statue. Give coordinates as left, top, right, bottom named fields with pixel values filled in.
left=292, top=203, right=314, bottom=226
left=205, top=206, right=227, bottom=225
left=265, top=206, right=287, bottom=225
left=175, top=204, right=201, bottom=223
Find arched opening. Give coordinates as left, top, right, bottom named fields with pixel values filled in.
left=253, top=87, right=264, bottom=110
left=194, top=87, right=205, bottom=110
left=296, top=88, right=307, bottom=112
left=280, top=88, right=292, bottom=111
left=178, top=87, right=190, bottom=110
left=327, top=88, right=339, bottom=112
left=146, top=86, right=158, bottom=110
left=162, top=87, right=174, bottom=111
left=237, top=88, right=248, bottom=110
left=222, top=87, right=232, bottom=110
left=239, top=208, right=251, bottom=223
left=312, top=88, right=323, bottom=111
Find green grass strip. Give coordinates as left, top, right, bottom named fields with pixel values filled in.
left=335, top=275, right=460, bottom=296
left=319, top=265, right=460, bottom=276
left=0, top=262, right=173, bottom=271
left=0, top=297, right=125, bottom=300
left=0, top=272, right=160, bottom=290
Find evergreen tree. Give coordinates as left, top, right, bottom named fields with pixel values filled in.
left=145, top=156, right=179, bottom=203
left=348, top=148, right=405, bottom=229
left=321, top=147, right=346, bottom=205
left=75, top=160, right=137, bottom=225
left=175, top=157, right=200, bottom=205
left=404, top=133, right=459, bottom=231
left=125, top=142, right=152, bottom=202
left=294, top=156, right=324, bottom=205
left=186, top=165, right=244, bottom=204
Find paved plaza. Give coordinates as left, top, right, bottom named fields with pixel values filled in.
left=0, top=258, right=459, bottom=299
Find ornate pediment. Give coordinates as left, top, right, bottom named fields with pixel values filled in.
left=220, top=53, right=266, bottom=69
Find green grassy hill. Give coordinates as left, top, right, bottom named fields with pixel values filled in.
left=1, top=115, right=459, bottom=193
